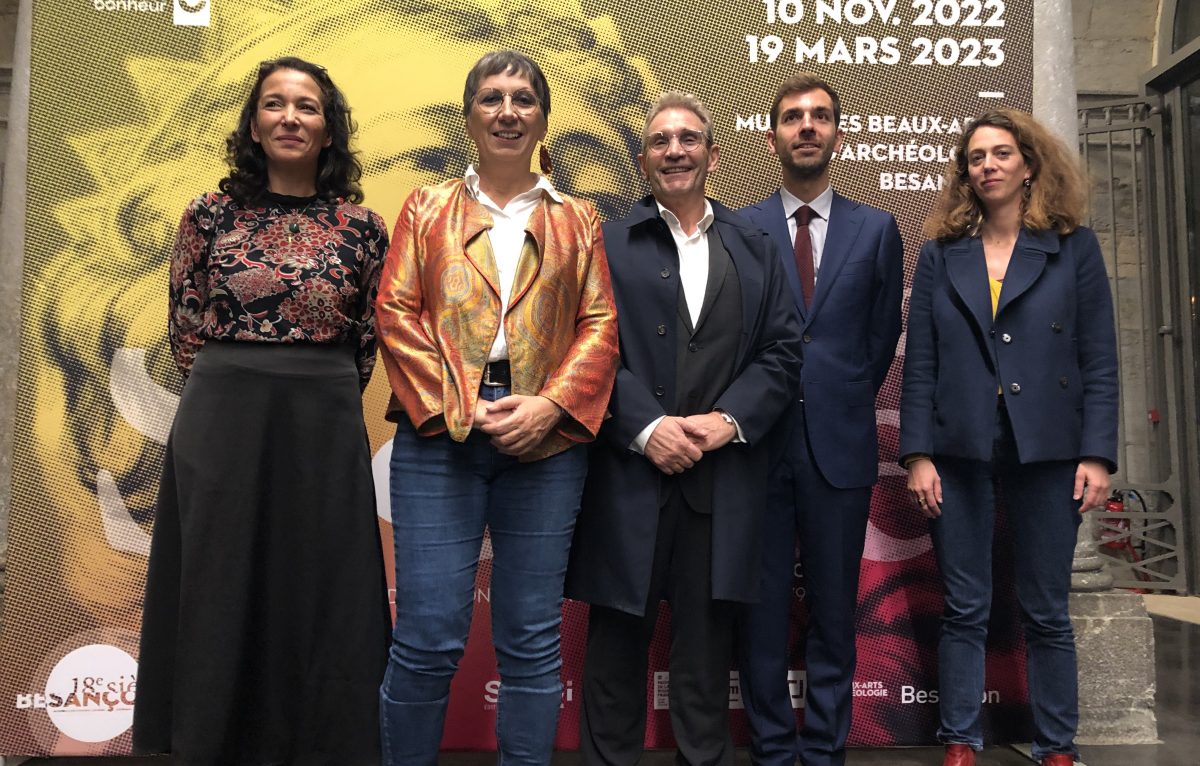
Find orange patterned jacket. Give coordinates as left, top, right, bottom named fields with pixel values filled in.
left=375, top=178, right=619, bottom=461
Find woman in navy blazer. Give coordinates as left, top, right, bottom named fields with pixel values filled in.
left=900, top=109, right=1118, bottom=766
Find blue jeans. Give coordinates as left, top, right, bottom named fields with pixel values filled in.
left=930, top=406, right=1081, bottom=761
left=380, top=386, right=588, bottom=766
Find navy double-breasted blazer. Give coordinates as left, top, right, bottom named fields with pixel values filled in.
left=899, top=227, right=1118, bottom=471
left=566, top=197, right=802, bottom=615
left=741, top=191, right=903, bottom=488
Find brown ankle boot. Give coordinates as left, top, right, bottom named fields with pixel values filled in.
left=943, top=743, right=976, bottom=766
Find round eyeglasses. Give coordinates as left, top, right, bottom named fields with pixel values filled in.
left=474, top=88, right=541, bottom=116
left=645, top=129, right=708, bottom=154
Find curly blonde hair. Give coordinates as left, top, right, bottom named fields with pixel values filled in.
left=924, top=109, right=1087, bottom=241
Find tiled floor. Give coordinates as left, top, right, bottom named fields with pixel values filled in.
left=11, top=615, right=1199, bottom=766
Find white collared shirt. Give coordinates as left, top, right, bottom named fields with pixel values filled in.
left=631, top=198, right=743, bottom=454
left=464, top=164, right=563, bottom=361
left=656, top=199, right=715, bottom=328
left=779, top=184, right=834, bottom=282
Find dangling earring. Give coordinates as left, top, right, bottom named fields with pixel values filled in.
left=970, top=208, right=984, bottom=236
left=1023, top=178, right=1032, bottom=188
left=539, top=143, right=554, bottom=175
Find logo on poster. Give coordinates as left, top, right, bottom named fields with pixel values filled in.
left=482, top=679, right=574, bottom=709
left=900, top=686, right=1001, bottom=704
left=787, top=669, right=807, bottom=709
left=657, top=671, right=804, bottom=711
left=852, top=680, right=889, bottom=698
left=173, top=0, right=210, bottom=25
left=729, top=670, right=744, bottom=709
left=652, top=671, right=670, bottom=710
left=90, top=0, right=167, bottom=13
left=14, top=644, right=137, bottom=743
left=85, top=0, right=210, bottom=25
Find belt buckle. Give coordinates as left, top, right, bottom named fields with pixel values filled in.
left=482, top=363, right=503, bottom=387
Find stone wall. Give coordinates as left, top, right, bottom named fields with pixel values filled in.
left=0, top=0, right=20, bottom=611
left=1074, top=0, right=1161, bottom=97
left=0, top=0, right=13, bottom=67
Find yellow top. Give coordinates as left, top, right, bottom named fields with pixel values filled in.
left=991, top=276, right=1003, bottom=395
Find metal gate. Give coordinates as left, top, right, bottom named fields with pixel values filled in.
left=1079, top=98, right=1190, bottom=591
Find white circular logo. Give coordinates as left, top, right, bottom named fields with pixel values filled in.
left=44, top=644, right=137, bottom=743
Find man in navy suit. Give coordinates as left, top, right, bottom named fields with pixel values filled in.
left=568, top=91, right=801, bottom=766
left=735, top=74, right=904, bottom=766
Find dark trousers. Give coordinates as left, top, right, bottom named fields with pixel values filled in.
left=931, top=405, right=1080, bottom=762
left=736, top=410, right=871, bottom=766
left=580, top=489, right=736, bottom=766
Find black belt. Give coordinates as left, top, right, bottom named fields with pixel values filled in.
left=482, top=360, right=511, bottom=387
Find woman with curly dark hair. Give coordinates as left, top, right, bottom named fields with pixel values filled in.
left=900, top=108, right=1118, bottom=766
left=132, top=57, right=390, bottom=765
left=219, top=57, right=364, bottom=206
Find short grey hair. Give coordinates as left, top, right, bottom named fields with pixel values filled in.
left=642, top=91, right=714, bottom=146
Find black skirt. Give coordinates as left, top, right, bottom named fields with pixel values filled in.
left=133, top=341, right=390, bottom=766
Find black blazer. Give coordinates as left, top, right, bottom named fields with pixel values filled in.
left=566, top=197, right=802, bottom=615
left=899, top=227, right=1118, bottom=470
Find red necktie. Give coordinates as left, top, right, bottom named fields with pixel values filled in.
left=794, top=205, right=815, bottom=306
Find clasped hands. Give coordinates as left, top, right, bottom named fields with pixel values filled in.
left=474, top=395, right=562, bottom=456
left=645, top=413, right=737, bottom=475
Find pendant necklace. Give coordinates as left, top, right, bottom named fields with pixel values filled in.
left=283, top=197, right=319, bottom=244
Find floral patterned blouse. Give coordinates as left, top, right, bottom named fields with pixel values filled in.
left=169, top=191, right=389, bottom=389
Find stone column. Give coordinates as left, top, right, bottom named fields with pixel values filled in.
left=1034, top=0, right=1079, bottom=143
left=0, top=0, right=31, bottom=625
left=1069, top=507, right=1158, bottom=744
left=1070, top=587, right=1158, bottom=745
left=1072, top=511, right=1115, bottom=592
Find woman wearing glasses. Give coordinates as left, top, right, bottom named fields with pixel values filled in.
left=374, top=50, right=619, bottom=765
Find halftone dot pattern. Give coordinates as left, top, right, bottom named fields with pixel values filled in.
left=3, top=0, right=1032, bottom=753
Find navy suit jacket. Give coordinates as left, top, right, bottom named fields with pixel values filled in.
left=566, top=196, right=802, bottom=615
left=899, top=227, right=1118, bottom=470
left=740, top=191, right=903, bottom=489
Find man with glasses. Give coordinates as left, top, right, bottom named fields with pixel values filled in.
left=567, top=91, right=801, bottom=766
left=735, top=73, right=903, bottom=766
